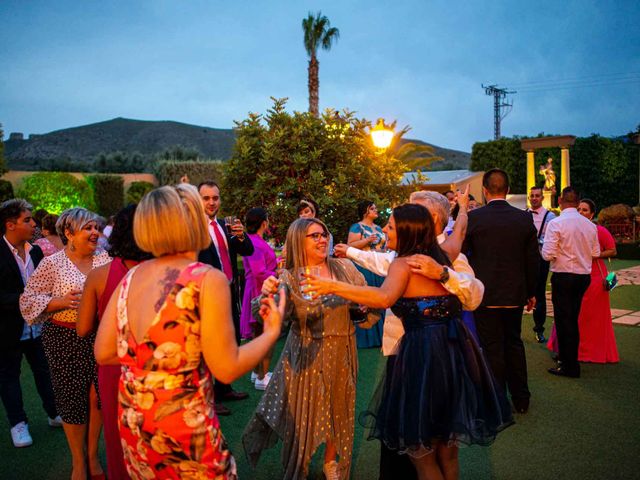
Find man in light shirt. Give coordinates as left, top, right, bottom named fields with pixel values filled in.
left=527, top=186, right=556, bottom=343
left=542, top=186, right=599, bottom=378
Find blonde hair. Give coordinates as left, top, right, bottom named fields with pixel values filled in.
left=56, top=207, right=99, bottom=245
left=134, top=183, right=210, bottom=257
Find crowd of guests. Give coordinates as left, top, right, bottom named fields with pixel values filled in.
left=0, top=168, right=620, bottom=480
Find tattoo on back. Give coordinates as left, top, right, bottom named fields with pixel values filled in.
left=155, top=268, right=180, bottom=312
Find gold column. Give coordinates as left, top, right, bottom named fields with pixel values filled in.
left=561, top=147, right=570, bottom=190
left=526, top=150, right=535, bottom=203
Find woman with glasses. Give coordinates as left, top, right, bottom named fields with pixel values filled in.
left=347, top=200, right=387, bottom=348
left=243, top=217, right=380, bottom=480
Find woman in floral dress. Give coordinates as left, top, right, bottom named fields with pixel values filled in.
left=94, top=184, right=285, bottom=479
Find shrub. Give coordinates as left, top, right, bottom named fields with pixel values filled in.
left=0, top=179, right=14, bottom=202
left=17, top=172, right=96, bottom=214
left=126, top=181, right=155, bottom=204
left=86, top=174, right=124, bottom=217
left=154, top=160, right=225, bottom=187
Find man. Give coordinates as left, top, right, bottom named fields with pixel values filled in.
left=463, top=169, right=539, bottom=414
left=527, top=186, right=556, bottom=343
left=542, top=187, right=599, bottom=378
left=0, top=199, right=60, bottom=448
left=197, top=181, right=254, bottom=414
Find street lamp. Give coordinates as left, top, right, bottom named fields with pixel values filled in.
left=370, top=118, right=394, bottom=149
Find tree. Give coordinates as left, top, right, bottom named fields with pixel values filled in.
left=0, top=124, right=7, bottom=176
left=224, top=98, right=406, bottom=244
left=17, top=172, right=96, bottom=214
left=383, top=123, right=443, bottom=171
left=302, top=12, right=340, bottom=117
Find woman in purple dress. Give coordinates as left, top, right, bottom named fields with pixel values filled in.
left=240, top=208, right=278, bottom=390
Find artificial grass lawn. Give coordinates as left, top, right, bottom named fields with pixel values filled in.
left=1, top=281, right=639, bottom=479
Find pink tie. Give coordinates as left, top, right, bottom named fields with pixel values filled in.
left=212, top=221, right=233, bottom=282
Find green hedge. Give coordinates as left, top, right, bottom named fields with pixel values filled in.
left=154, top=160, right=225, bottom=187
left=126, top=181, right=155, bottom=204
left=16, top=172, right=96, bottom=214
left=0, top=180, right=14, bottom=203
left=87, top=174, right=124, bottom=217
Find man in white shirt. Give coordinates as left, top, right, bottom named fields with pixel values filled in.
left=527, top=186, right=556, bottom=343
left=542, top=187, right=600, bottom=378
left=0, top=200, right=60, bottom=448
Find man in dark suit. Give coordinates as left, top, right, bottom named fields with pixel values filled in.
left=197, top=181, right=254, bottom=414
left=0, top=199, right=59, bottom=448
left=463, top=169, right=540, bottom=414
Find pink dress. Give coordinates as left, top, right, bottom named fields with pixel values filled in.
left=240, top=233, right=277, bottom=339
left=34, top=237, right=62, bottom=256
left=547, top=225, right=619, bottom=363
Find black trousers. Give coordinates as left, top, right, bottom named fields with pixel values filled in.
left=0, top=336, right=57, bottom=427
left=474, top=307, right=530, bottom=404
left=533, top=259, right=551, bottom=334
left=551, top=272, right=591, bottom=375
left=214, top=284, right=242, bottom=398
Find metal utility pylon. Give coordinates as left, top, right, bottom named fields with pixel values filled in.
left=482, top=84, right=516, bottom=139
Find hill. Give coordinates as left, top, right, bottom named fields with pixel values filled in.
left=5, top=117, right=470, bottom=171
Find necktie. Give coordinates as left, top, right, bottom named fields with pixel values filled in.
left=212, top=221, right=233, bottom=282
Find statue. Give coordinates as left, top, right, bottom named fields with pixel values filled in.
left=539, top=157, right=556, bottom=192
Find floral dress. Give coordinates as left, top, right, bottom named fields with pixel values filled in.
left=116, top=262, right=237, bottom=480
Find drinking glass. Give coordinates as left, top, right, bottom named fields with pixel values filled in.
left=298, top=266, right=320, bottom=301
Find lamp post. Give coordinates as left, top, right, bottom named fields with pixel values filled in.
left=370, top=118, right=394, bottom=150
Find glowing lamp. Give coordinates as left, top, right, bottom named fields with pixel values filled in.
left=370, top=118, right=393, bottom=149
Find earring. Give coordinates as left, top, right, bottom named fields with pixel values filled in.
left=69, top=241, right=76, bottom=252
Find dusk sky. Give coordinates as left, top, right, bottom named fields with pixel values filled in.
left=1, top=0, right=638, bottom=152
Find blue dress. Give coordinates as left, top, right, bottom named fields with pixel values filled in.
left=349, top=222, right=387, bottom=348
left=360, top=295, right=513, bottom=456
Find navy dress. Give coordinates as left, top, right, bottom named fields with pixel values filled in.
left=361, top=295, right=513, bottom=456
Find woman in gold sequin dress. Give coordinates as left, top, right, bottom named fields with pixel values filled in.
left=242, top=217, right=380, bottom=480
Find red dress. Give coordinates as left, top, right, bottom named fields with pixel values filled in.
left=548, top=225, right=619, bottom=363
left=116, top=262, right=237, bottom=479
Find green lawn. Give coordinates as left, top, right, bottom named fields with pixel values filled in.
left=1, top=263, right=639, bottom=479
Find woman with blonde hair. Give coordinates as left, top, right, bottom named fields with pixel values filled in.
left=243, top=217, right=380, bottom=480
left=94, top=184, right=285, bottom=479
left=21, top=207, right=110, bottom=479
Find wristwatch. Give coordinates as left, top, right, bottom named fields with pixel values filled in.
left=439, top=266, right=450, bottom=283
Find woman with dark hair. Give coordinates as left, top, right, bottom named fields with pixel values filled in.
left=547, top=198, right=619, bottom=363
left=347, top=200, right=387, bottom=348
left=305, top=204, right=513, bottom=480
left=77, top=204, right=152, bottom=480
left=240, top=207, right=278, bottom=390
left=34, top=214, right=63, bottom=256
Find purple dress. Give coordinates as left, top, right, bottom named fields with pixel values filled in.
left=240, top=234, right=277, bottom=339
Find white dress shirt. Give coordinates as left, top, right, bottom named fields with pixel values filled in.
left=345, top=232, right=484, bottom=311
left=529, top=206, right=556, bottom=242
left=3, top=236, right=41, bottom=340
left=541, top=208, right=600, bottom=274
left=207, top=216, right=232, bottom=279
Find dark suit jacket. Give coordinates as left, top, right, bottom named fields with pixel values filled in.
left=0, top=239, right=44, bottom=349
left=462, top=199, right=540, bottom=307
left=198, top=219, right=254, bottom=321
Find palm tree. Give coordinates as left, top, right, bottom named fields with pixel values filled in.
left=384, top=121, right=443, bottom=171
left=302, top=12, right=340, bottom=117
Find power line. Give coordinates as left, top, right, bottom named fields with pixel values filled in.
left=506, top=72, right=640, bottom=89
left=516, top=77, right=640, bottom=93
left=482, top=84, right=516, bottom=140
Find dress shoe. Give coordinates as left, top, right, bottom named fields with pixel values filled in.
left=535, top=332, right=546, bottom=343
left=512, top=399, right=529, bottom=414
left=221, top=390, right=249, bottom=401
left=214, top=403, right=232, bottom=416
left=547, top=366, right=580, bottom=378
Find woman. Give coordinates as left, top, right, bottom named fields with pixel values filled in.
left=305, top=204, right=513, bottom=480
left=34, top=213, right=63, bottom=256
left=77, top=204, right=152, bottom=480
left=20, top=207, right=111, bottom=480
left=239, top=208, right=278, bottom=390
left=547, top=199, right=619, bottom=363
left=242, top=217, right=380, bottom=480
left=94, top=184, right=284, bottom=479
left=348, top=200, right=387, bottom=348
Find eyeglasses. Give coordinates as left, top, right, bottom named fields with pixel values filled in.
left=305, top=232, right=329, bottom=242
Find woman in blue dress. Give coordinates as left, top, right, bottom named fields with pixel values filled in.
left=305, top=203, right=513, bottom=480
left=347, top=200, right=387, bottom=348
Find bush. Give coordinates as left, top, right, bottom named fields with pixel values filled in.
left=154, top=160, right=225, bottom=187
left=0, top=179, right=14, bottom=202
left=17, top=172, right=96, bottom=214
left=126, top=181, right=155, bottom=204
left=86, top=174, right=124, bottom=217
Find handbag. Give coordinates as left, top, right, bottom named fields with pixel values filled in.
left=596, top=260, right=618, bottom=291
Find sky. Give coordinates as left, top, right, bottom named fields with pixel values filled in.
left=1, top=0, right=638, bottom=152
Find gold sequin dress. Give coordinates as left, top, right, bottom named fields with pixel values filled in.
left=242, top=259, right=378, bottom=480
